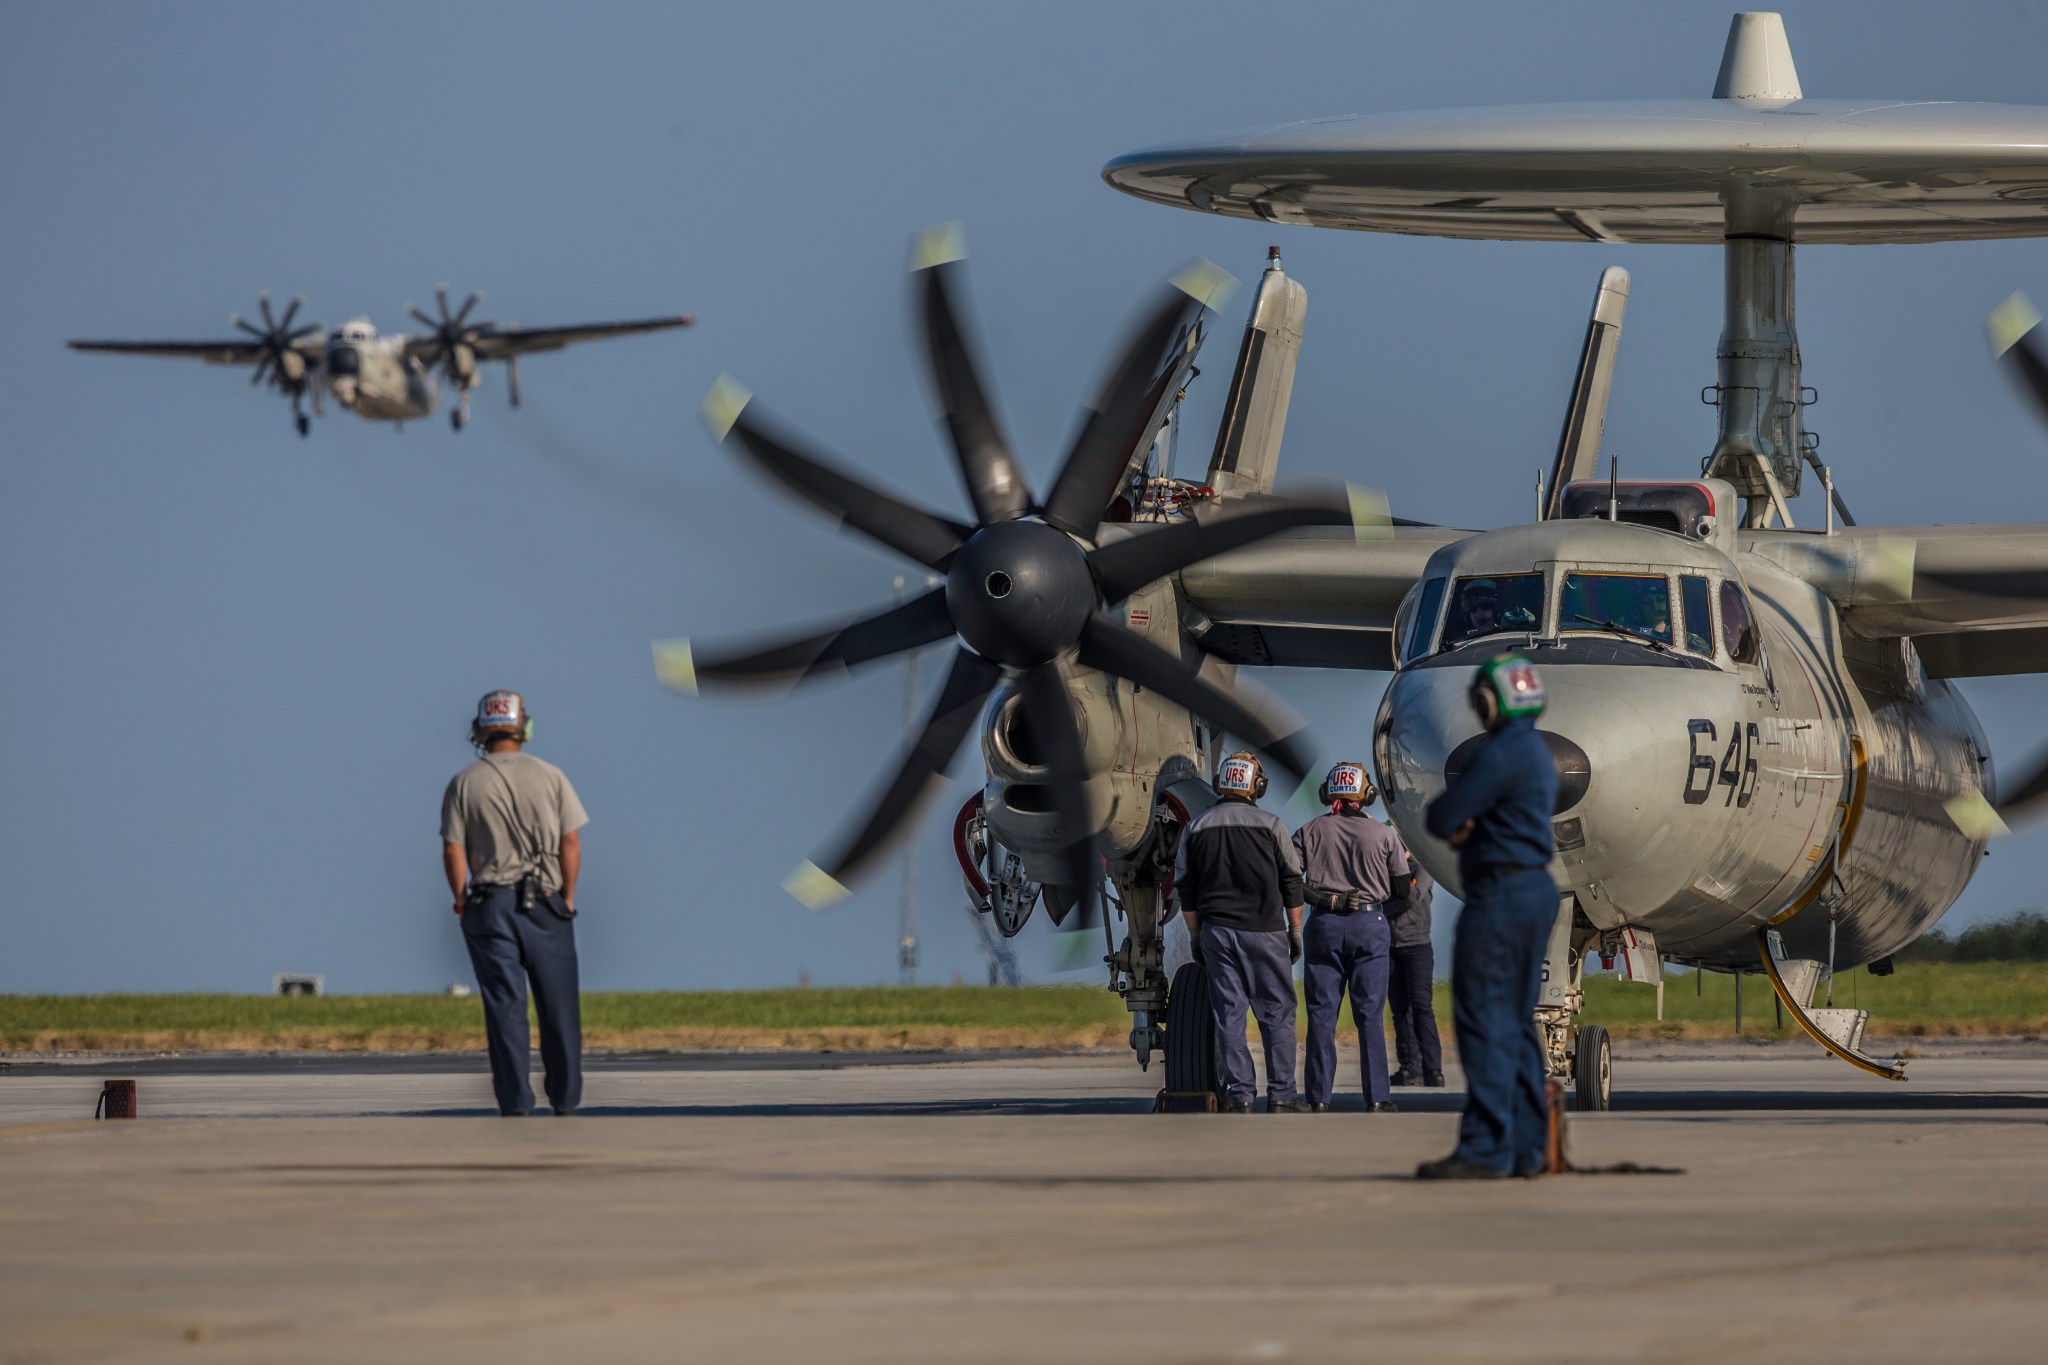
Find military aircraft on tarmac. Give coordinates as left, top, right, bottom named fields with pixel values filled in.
left=666, top=12, right=2048, bottom=1107
left=70, top=286, right=692, bottom=436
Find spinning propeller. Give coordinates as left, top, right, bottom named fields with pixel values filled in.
left=408, top=284, right=494, bottom=391
left=230, top=292, right=319, bottom=396
left=658, top=225, right=1376, bottom=918
left=1932, top=293, right=2048, bottom=833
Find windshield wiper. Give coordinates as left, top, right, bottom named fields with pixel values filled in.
left=1569, top=612, right=1672, bottom=653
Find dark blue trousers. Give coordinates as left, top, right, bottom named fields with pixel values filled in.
left=1388, top=943, right=1444, bottom=1077
left=1303, top=909, right=1391, bottom=1106
left=461, top=884, right=583, bottom=1116
left=1200, top=923, right=1298, bottom=1105
left=1450, top=872, right=1557, bottom=1173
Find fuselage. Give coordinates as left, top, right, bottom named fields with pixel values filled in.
left=322, top=318, right=436, bottom=422
left=1374, top=507, right=1989, bottom=971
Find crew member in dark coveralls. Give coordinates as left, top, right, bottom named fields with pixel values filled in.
left=1419, top=654, right=1559, bottom=1180
left=1291, top=761, right=1414, bottom=1113
left=1174, top=751, right=1307, bottom=1114
left=1387, top=859, right=1444, bottom=1088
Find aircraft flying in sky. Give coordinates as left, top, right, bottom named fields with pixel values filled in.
left=69, top=286, right=692, bottom=435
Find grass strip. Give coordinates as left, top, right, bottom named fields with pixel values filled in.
left=2, top=962, right=2042, bottom=1053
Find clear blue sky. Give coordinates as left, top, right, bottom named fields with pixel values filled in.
left=6, top=1, right=2048, bottom=993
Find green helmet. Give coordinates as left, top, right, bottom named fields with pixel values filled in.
left=1470, top=654, right=1545, bottom=727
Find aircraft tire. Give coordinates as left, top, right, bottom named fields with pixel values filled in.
left=295, top=414, right=310, bottom=438
left=1574, top=1023, right=1612, bottom=1111
left=1164, top=961, right=1225, bottom=1106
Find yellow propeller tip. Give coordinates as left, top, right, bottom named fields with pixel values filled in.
left=1944, top=791, right=2008, bottom=841
left=909, top=221, right=967, bottom=272
left=1987, top=292, right=2043, bottom=358
left=1871, top=535, right=1918, bottom=600
left=699, top=374, right=752, bottom=442
left=1347, top=483, right=1393, bottom=541
left=783, top=861, right=850, bottom=911
left=1169, top=258, right=1237, bottom=311
left=651, top=639, right=697, bottom=695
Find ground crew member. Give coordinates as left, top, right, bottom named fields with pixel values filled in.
left=1418, top=655, right=1559, bottom=1179
left=441, top=690, right=590, bottom=1117
left=1174, top=751, right=1307, bottom=1114
left=1387, top=859, right=1444, bottom=1088
left=1291, top=762, right=1413, bottom=1113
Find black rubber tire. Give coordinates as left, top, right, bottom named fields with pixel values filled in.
left=1164, top=961, right=1225, bottom=1104
left=1575, top=1024, right=1612, bottom=1111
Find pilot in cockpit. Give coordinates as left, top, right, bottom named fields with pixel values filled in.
left=1459, top=588, right=1499, bottom=639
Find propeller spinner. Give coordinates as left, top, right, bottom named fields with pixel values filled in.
left=660, top=226, right=1374, bottom=919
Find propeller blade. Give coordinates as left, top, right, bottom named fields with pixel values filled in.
left=1989, top=293, right=2048, bottom=431
left=435, top=283, right=452, bottom=324
left=654, top=589, right=954, bottom=695
left=1912, top=567, right=2048, bottom=600
left=408, top=307, right=440, bottom=332
left=1041, top=261, right=1232, bottom=540
left=454, top=290, right=482, bottom=328
left=1999, top=748, right=2048, bottom=817
left=278, top=296, right=302, bottom=332
left=701, top=376, right=973, bottom=571
left=506, top=355, right=521, bottom=408
left=911, top=225, right=1031, bottom=525
left=232, top=316, right=262, bottom=339
left=1014, top=662, right=1102, bottom=928
left=258, top=293, right=276, bottom=330
left=287, top=323, right=321, bottom=341
left=249, top=357, right=271, bottom=389
left=784, top=646, right=1002, bottom=907
left=1075, top=612, right=1315, bottom=787
left=1086, top=487, right=1382, bottom=605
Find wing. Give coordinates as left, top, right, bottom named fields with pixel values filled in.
left=1174, top=523, right=1469, bottom=669
left=444, top=315, right=694, bottom=363
left=69, top=339, right=270, bottom=365
left=1751, top=524, right=2048, bottom=677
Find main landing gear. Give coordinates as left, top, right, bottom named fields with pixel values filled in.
left=295, top=413, right=310, bottom=438
left=1162, top=961, right=1226, bottom=1106
left=451, top=405, right=467, bottom=431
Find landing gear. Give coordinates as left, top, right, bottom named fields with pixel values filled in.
left=1163, top=961, right=1225, bottom=1105
left=295, top=413, right=310, bottom=438
left=1574, top=1023, right=1612, bottom=1110
left=451, top=406, right=466, bottom=431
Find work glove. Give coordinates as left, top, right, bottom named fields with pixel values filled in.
left=1288, top=926, right=1303, bottom=964
left=1342, top=889, right=1369, bottom=913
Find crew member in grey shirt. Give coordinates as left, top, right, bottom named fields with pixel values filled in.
left=441, top=689, right=590, bottom=1116
left=1387, top=859, right=1444, bottom=1087
left=1291, top=762, right=1414, bottom=1112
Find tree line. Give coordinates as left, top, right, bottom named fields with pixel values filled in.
left=1898, top=910, right=2048, bottom=963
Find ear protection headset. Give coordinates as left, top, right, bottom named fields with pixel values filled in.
left=469, top=689, right=535, bottom=748
left=1318, top=761, right=1376, bottom=807
left=1469, top=654, right=1546, bottom=729
left=1214, top=750, right=1268, bottom=801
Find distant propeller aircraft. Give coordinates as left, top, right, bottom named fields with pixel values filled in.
left=70, top=286, right=692, bottom=435
left=667, top=12, right=2048, bottom=1107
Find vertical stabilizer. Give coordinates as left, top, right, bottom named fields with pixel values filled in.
left=1713, top=13, right=1802, bottom=101
left=1206, top=247, right=1307, bottom=496
left=1544, top=266, right=1629, bottom=519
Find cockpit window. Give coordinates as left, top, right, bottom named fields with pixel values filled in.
left=1398, top=576, right=1448, bottom=665
left=1442, top=574, right=1544, bottom=648
left=1560, top=572, right=1672, bottom=646
left=1720, top=580, right=1761, bottom=665
left=1679, top=575, right=1713, bottom=655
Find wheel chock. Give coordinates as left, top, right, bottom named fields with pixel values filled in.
left=1154, top=1090, right=1219, bottom=1113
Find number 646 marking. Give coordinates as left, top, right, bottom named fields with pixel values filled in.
left=1686, top=719, right=1759, bottom=808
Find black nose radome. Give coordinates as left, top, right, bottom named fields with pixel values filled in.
left=1443, top=730, right=1591, bottom=814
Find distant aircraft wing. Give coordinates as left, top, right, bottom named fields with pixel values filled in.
left=409, top=315, right=694, bottom=365
left=68, top=338, right=274, bottom=365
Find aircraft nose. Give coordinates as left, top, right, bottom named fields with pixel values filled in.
left=1444, top=729, right=1592, bottom=814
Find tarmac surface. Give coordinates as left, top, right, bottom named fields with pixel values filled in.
left=5, top=1041, right=2047, bottom=1363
